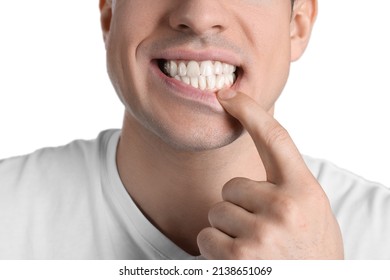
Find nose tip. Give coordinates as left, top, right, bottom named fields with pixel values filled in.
left=169, top=1, right=227, bottom=36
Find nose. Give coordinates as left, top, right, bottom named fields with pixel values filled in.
left=169, top=0, right=228, bottom=36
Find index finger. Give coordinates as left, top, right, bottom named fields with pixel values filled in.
left=217, top=88, right=308, bottom=184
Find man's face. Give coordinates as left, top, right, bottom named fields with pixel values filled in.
left=102, top=0, right=308, bottom=151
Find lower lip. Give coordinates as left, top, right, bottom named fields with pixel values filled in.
left=150, top=61, right=226, bottom=113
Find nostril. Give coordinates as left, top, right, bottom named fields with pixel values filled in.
left=177, top=24, right=190, bottom=31
left=175, top=23, right=224, bottom=35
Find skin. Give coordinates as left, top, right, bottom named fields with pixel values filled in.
left=99, top=0, right=344, bottom=259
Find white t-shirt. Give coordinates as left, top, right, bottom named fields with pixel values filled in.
left=0, top=129, right=389, bottom=260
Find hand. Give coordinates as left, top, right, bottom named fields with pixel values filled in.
left=197, top=89, right=344, bottom=259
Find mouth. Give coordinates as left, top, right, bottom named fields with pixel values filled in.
left=157, top=59, right=240, bottom=92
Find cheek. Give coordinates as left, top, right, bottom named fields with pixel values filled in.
left=246, top=21, right=292, bottom=109
left=106, top=3, right=167, bottom=109
left=106, top=38, right=136, bottom=109
left=105, top=27, right=147, bottom=116
left=228, top=2, right=292, bottom=110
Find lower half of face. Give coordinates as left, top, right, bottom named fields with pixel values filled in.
left=108, top=54, right=245, bottom=151
left=106, top=0, right=292, bottom=152
left=109, top=55, right=290, bottom=152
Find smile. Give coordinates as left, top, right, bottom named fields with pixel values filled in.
left=159, top=60, right=238, bottom=91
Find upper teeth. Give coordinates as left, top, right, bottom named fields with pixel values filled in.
left=163, top=60, right=237, bottom=91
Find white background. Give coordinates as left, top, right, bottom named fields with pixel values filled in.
left=0, top=0, right=389, bottom=187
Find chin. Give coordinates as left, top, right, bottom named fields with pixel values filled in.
left=125, top=99, right=244, bottom=152
left=163, top=132, right=243, bottom=152
left=153, top=119, right=244, bottom=153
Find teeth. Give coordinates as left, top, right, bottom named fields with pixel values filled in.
left=186, top=61, right=200, bottom=77
left=199, top=76, right=207, bottom=90
left=178, top=62, right=187, bottom=76
left=163, top=60, right=237, bottom=91
left=214, top=61, right=223, bottom=75
left=207, top=75, right=216, bottom=90
left=200, top=61, right=213, bottom=76
left=216, top=75, right=225, bottom=89
left=182, top=76, right=190, bottom=85
left=190, top=77, right=199, bottom=88
left=166, top=61, right=178, bottom=77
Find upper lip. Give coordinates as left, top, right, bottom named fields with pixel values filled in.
left=151, top=47, right=242, bottom=68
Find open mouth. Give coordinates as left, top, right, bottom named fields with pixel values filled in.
left=157, top=59, right=240, bottom=92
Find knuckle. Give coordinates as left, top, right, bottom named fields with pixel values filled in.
left=272, top=193, right=300, bottom=222
left=303, top=185, right=331, bottom=212
left=252, top=218, right=277, bottom=245
left=264, top=123, right=290, bottom=148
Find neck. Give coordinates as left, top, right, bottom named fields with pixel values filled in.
left=116, top=113, right=266, bottom=255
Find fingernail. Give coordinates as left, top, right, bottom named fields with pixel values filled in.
left=217, top=88, right=237, bottom=100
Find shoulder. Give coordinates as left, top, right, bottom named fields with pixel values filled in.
left=0, top=129, right=120, bottom=194
left=304, top=155, right=390, bottom=259
left=0, top=129, right=121, bottom=259
left=303, top=155, right=390, bottom=205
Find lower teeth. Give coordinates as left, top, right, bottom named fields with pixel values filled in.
left=172, top=73, right=236, bottom=91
